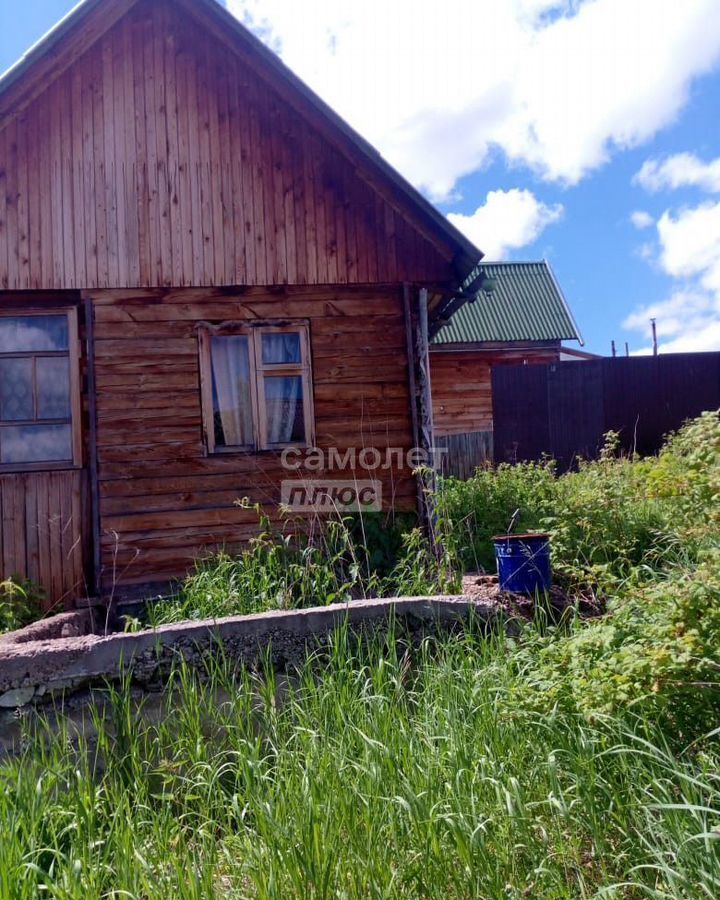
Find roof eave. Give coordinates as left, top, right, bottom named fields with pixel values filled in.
left=543, top=259, right=584, bottom=346
left=0, top=0, right=111, bottom=100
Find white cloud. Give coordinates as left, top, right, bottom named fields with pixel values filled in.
left=447, top=189, right=563, bottom=259
left=624, top=197, right=720, bottom=353
left=657, top=202, right=720, bottom=292
left=630, top=210, right=654, bottom=230
left=227, top=0, right=720, bottom=199
left=624, top=289, right=717, bottom=343
left=635, top=153, right=720, bottom=193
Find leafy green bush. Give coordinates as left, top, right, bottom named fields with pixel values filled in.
left=518, top=549, right=720, bottom=736
left=0, top=577, right=42, bottom=635
left=438, top=411, right=720, bottom=592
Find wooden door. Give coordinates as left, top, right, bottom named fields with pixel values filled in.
left=0, top=305, right=89, bottom=612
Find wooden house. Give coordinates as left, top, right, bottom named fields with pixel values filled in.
left=430, top=261, right=583, bottom=476
left=0, top=0, right=484, bottom=610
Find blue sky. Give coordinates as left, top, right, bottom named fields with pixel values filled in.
left=4, top=1, right=720, bottom=355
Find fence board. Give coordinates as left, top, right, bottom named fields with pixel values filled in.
left=492, top=352, right=720, bottom=467
left=491, top=365, right=551, bottom=465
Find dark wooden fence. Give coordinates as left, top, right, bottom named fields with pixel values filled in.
left=492, top=352, right=720, bottom=470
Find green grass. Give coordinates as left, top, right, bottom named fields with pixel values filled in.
left=2, top=627, right=720, bottom=898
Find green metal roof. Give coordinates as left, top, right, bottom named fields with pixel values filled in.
left=432, top=261, right=583, bottom=346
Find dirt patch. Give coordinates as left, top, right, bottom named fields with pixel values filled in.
left=461, top=574, right=604, bottom=620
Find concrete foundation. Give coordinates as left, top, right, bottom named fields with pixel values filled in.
left=0, top=596, right=493, bottom=719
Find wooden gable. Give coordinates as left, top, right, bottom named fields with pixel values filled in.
left=0, top=0, right=475, bottom=292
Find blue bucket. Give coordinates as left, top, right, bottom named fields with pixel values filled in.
left=492, top=533, right=551, bottom=594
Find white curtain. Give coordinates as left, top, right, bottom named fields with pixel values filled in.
left=262, top=333, right=301, bottom=364
left=265, top=376, right=303, bottom=443
left=211, top=336, right=253, bottom=446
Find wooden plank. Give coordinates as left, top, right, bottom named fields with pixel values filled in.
left=15, top=113, right=30, bottom=288
left=35, top=474, right=50, bottom=596
left=163, top=10, right=188, bottom=287
left=217, top=46, right=238, bottom=284
left=152, top=6, right=173, bottom=287
left=22, top=477, right=39, bottom=585
left=70, top=469, right=85, bottom=600
left=4, top=120, right=20, bottom=289
left=181, top=27, right=205, bottom=284
left=233, top=56, right=255, bottom=283
left=142, top=6, right=161, bottom=286
left=91, top=46, right=109, bottom=288
left=131, top=8, right=150, bottom=286
left=246, top=74, right=270, bottom=283
left=268, top=94, right=289, bottom=284
left=195, top=30, right=215, bottom=283
left=204, top=40, right=226, bottom=284
left=50, top=83, right=67, bottom=287
left=70, top=63, right=88, bottom=289
left=120, top=15, right=140, bottom=286
left=111, top=22, right=129, bottom=287
left=0, top=128, right=8, bottom=289
left=1, top=480, right=14, bottom=578
left=101, top=35, right=119, bottom=288
left=81, top=51, right=99, bottom=287
left=36, top=94, right=54, bottom=286
left=58, top=82, right=75, bottom=288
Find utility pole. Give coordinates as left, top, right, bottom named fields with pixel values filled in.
left=611, top=339, right=616, bottom=358
left=651, top=318, right=658, bottom=356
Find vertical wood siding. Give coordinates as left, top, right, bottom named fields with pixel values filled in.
left=91, top=285, right=417, bottom=589
left=0, top=470, right=89, bottom=610
left=0, top=0, right=455, bottom=292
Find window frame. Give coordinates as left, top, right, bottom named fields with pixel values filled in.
left=198, top=320, right=315, bottom=454
left=0, top=307, right=82, bottom=473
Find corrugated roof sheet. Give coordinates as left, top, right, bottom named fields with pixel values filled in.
left=432, top=260, right=583, bottom=345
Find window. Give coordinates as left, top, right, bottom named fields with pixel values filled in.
left=198, top=323, right=314, bottom=452
left=0, top=309, right=81, bottom=469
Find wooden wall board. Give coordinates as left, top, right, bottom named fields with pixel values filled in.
left=91, top=284, right=417, bottom=590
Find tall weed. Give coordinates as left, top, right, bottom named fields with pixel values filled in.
left=2, top=632, right=719, bottom=898
left=146, top=507, right=457, bottom=627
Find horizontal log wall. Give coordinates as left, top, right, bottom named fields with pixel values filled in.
left=92, top=285, right=417, bottom=589
left=431, top=346, right=560, bottom=436
left=0, top=0, right=455, bottom=292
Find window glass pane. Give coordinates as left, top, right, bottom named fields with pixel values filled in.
left=37, top=357, right=71, bottom=419
left=262, top=332, right=301, bottom=365
left=0, top=358, right=33, bottom=421
left=264, top=376, right=305, bottom=444
left=210, top=335, right=254, bottom=447
left=0, top=424, right=72, bottom=464
left=0, top=315, right=68, bottom=352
